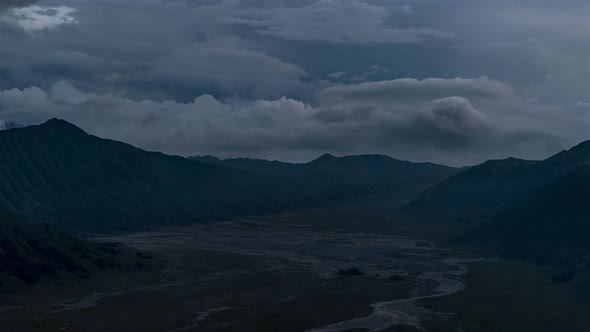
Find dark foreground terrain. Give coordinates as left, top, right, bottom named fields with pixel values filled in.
left=1, top=203, right=588, bottom=332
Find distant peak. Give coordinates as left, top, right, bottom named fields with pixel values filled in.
left=41, top=118, right=81, bottom=129
left=313, top=153, right=337, bottom=163
left=37, top=118, right=88, bottom=135
left=551, top=140, right=590, bottom=158
left=43, top=118, right=73, bottom=126
left=560, top=140, right=590, bottom=160
left=570, top=140, right=590, bottom=151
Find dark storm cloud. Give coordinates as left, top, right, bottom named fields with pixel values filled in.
left=0, top=0, right=38, bottom=11
left=0, top=0, right=325, bottom=102
left=141, top=45, right=310, bottom=100
left=225, top=0, right=454, bottom=44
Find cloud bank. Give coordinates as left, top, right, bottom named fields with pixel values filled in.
left=1, top=77, right=585, bottom=165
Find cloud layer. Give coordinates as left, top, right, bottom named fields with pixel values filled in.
left=1, top=77, right=585, bottom=165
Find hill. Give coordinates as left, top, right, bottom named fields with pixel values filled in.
left=0, top=119, right=312, bottom=230
left=462, top=164, right=590, bottom=270
left=0, top=119, right=457, bottom=230
left=402, top=141, right=590, bottom=222
left=400, top=140, right=590, bottom=274
left=191, top=153, right=459, bottom=201
left=0, top=209, right=117, bottom=285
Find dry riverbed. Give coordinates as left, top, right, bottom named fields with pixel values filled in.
left=0, top=208, right=480, bottom=332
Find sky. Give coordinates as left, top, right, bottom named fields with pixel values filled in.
left=0, top=0, right=588, bottom=166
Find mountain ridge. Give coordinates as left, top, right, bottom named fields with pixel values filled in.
left=0, top=119, right=309, bottom=229
left=191, top=151, right=460, bottom=201
left=0, top=119, right=458, bottom=230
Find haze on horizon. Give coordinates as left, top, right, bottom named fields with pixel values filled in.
left=0, top=0, right=589, bottom=166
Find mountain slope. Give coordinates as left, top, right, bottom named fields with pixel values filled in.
left=0, top=209, right=115, bottom=284
left=0, top=119, right=311, bottom=230
left=462, top=164, right=590, bottom=268
left=402, top=141, right=590, bottom=221
left=401, top=140, right=590, bottom=274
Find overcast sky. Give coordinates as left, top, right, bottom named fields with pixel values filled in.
left=0, top=0, right=588, bottom=165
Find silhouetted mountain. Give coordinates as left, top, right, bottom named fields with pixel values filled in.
left=401, top=140, right=590, bottom=273
left=0, top=119, right=312, bottom=230
left=462, top=164, right=590, bottom=274
left=0, top=119, right=457, bottom=231
left=192, top=153, right=459, bottom=200
left=402, top=141, right=590, bottom=221
left=0, top=209, right=115, bottom=285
